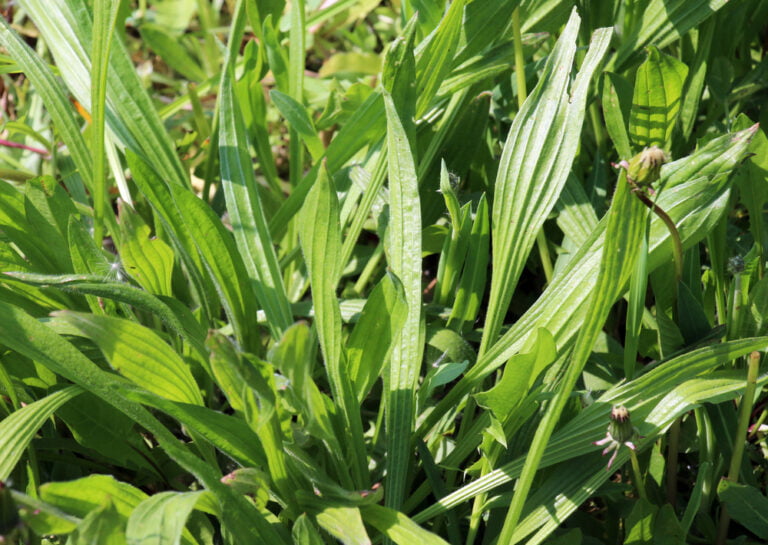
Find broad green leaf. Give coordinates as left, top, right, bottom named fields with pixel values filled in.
left=346, top=273, right=408, bottom=401
left=12, top=490, right=80, bottom=535
left=314, top=505, right=370, bottom=545
left=40, top=475, right=147, bottom=519
left=54, top=312, right=203, bottom=406
left=118, top=205, right=175, bottom=297
left=270, top=90, right=325, bottom=160
left=126, top=151, right=218, bottom=322
left=717, top=480, right=768, bottom=538
left=69, top=500, right=127, bottom=545
left=474, top=329, right=555, bottom=422
left=126, top=491, right=203, bottom=545
left=628, top=47, right=688, bottom=148
left=653, top=504, right=685, bottom=545
left=57, top=392, right=153, bottom=470
left=318, top=52, right=382, bottom=78
left=25, top=178, right=77, bottom=274
left=169, top=184, right=262, bottom=352
left=481, top=12, right=612, bottom=352
left=292, top=514, right=325, bottom=545
left=383, top=91, right=423, bottom=510
left=0, top=386, right=82, bottom=480
left=267, top=324, right=339, bottom=446
left=0, top=301, right=289, bottom=543
left=624, top=499, right=657, bottom=545
left=219, top=65, right=292, bottom=339
left=123, top=386, right=267, bottom=468
left=361, top=504, right=449, bottom=545
left=3, top=271, right=204, bottom=358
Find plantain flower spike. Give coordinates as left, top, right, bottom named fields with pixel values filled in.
left=593, top=405, right=640, bottom=470
left=622, top=146, right=670, bottom=189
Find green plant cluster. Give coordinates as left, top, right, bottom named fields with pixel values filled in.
left=0, top=1, right=767, bottom=544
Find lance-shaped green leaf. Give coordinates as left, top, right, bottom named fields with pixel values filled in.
left=448, top=194, right=490, bottom=331
left=68, top=500, right=126, bottom=545
left=382, top=15, right=417, bottom=144
left=601, top=72, right=633, bottom=159
left=298, top=162, right=367, bottom=486
left=414, top=0, right=466, bottom=118
left=0, top=17, right=92, bottom=191
left=54, top=312, right=203, bottom=406
left=0, top=386, right=82, bottom=480
left=3, top=271, right=205, bottom=359
left=346, top=273, right=408, bottom=402
left=383, top=91, right=423, bottom=511
left=118, top=204, right=175, bottom=297
left=270, top=90, right=325, bottom=161
left=628, top=46, right=688, bottom=149
left=361, top=504, right=450, bottom=545
left=481, top=12, right=612, bottom=353
left=169, top=185, right=263, bottom=352
left=498, top=160, right=648, bottom=540
left=419, top=125, right=758, bottom=439
left=0, top=301, right=290, bottom=543
left=219, top=65, right=292, bottom=339
left=14, top=0, right=187, bottom=186
left=122, top=386, right=267, bottom=469
left=126, top=491, right=204, bottom=545
left=126, top=151, right=218, bottom=322
left=614, top=0, right=728, bottom=70
left=415, top=336, right=768, bottom=541
left=717, top=481, right=768, bottom=539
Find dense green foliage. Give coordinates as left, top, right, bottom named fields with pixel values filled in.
left=0, top=1, right=767, bottom=543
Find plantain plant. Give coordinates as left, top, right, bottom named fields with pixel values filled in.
left=0, top=1, right=767, bottom=544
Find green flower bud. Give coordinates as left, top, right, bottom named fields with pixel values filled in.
left=607, top=405, right=635, bottom=445
left=626, top=146, right=669, bottom=188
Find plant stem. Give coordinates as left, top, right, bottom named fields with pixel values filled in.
left=632, top=189, right=683, bottom=283
left=666, top=418, right=680, bottom=505
left=629, top=448, right=648, bottom=501
left=727, top=268, right=743, bottom=340
left=716, top=351, right=761, bottom=545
